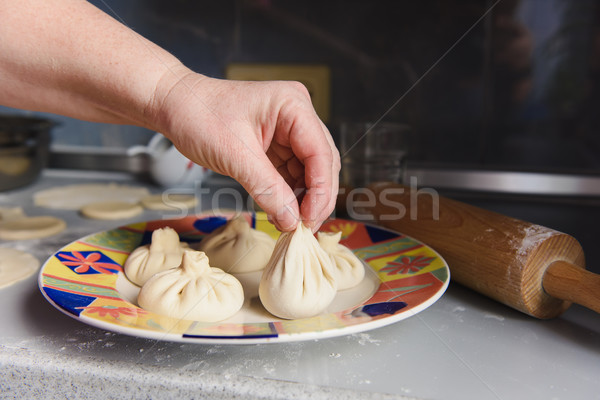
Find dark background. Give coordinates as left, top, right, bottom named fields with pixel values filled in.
left=2, top=0, right=599, bottom=174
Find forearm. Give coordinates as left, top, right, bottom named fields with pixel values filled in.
left=0, top=0, right=186, bottom=129
left=0, top=0, right=339, bottom=230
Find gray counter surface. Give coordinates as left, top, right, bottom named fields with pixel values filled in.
left=1, top=170, right=599, bottom=400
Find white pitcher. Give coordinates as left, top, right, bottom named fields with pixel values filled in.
left=128, top=133, right=209, bottom=188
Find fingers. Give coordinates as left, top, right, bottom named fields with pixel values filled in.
left=184, top=78, right=340, bottom=233
left=317, top=120, right=341, bottom=229
left=300, top=121, right=340, bottom=231
left=239, top=152, right=301, bottom=232
left=290, top=117, right=340, bottom=231
left=261, top=120, right=338, bottom=231
left=266, top=141, right=304, bottom=188
left=265, top=83, right=340, bottom=231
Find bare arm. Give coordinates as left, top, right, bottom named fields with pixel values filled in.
left=0, top=0, right=177, bottom=126
left=0, top=0, right=340, bottom=231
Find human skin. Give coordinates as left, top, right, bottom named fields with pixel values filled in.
left=0, top=0, right=340, bottom=231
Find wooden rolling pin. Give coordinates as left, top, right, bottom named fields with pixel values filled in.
left=349, top=183, right=598, bottom=319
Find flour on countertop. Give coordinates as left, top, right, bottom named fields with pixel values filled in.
left=483, top=313, right=505, bottom=322
left=353, top=333, right=381, bottom=346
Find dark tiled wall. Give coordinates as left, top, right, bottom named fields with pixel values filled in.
left=4, top=0, right=600, bottom=173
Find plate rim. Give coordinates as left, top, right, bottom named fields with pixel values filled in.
left=38, top=213, right=450, bottom=344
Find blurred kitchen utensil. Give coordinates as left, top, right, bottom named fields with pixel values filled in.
left=0, top=115, right=55, bottom=192
left=128, top=133, right=209, bottom=188
left=339, top=122, right=411, bottom=189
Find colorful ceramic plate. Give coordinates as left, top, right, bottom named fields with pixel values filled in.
left=38, top=212, right=449, bottom=344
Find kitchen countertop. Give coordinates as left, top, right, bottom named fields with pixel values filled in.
left=1, top=170, right=599, bottom=400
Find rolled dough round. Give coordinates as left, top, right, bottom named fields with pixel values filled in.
left=34, top=183, right=150, bottom=210
left=80, top=201, right=143, bottom=220
left=0, top=206, right=25, bottom=221
left=0, top=248, right=40, bottom=289
left=0, top=216, right=66, bottom=240
left=141, top=194, right=198, bottom=211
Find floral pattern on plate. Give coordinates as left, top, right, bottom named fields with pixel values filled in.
left=38, top=212, right=449, bottom=344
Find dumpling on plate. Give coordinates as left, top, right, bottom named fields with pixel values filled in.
left=196, top=215, right=276, bottom=273
left=259, top=223, right=337, bottom=319
left=137, top=249, right=244, bottom=322
left=317, top=231, right=365, bottom=290
left=124, top=227, right=189, bottom=286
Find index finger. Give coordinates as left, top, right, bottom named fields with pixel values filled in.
left=289, top=117, right=338, bottom=230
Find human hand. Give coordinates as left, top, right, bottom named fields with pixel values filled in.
left=0, top=0, right=338, bottom=231
left=148, top=69, right=340, bottom=232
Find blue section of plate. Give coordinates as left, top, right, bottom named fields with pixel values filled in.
left=38, top=213, right=450, bottom=344
left=365, top=224, right=401, bottom=243
left=193, top=216, right=228, bottom=233
left=42, top=287, right=96, bottom=317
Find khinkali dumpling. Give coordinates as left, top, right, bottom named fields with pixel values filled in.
left=196, top=215, right=276, bottom=273
left=317, top=231, right=365, bottom=290
left=259, top=223, right=337, bottom=319
left=124, top=227, right=189, bottom=286
left=138, top=249, right=244, bottom=322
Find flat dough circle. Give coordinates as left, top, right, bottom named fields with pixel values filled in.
left=34, top=183, right=150, bottom=210
left=0, top=206, right=25, bottom=221
left=0, top=216, right=66, bottom=240
left=0, top=248, right=40, bottom=289
left=80, top=201, right=143, bottom=220
left=141, top=194, right=198, bottom=211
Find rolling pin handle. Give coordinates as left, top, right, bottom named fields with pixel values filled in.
left=543, top=261, right=600, bottom=314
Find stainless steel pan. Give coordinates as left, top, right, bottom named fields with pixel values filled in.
left=0, top=115, right=55, bottom=191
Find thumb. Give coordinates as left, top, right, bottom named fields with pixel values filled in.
left=235, top=154, right=300, bottom=232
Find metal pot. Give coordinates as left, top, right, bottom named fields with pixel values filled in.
left=0, top=115, right=55, bottom=191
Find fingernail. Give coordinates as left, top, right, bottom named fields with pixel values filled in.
left=277, top=204, right=299, bottom=231
left=309, top=221, right=323, bottom=233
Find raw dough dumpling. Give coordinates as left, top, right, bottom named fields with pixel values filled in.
left=259, top=223, right=337, bottom=319
left=317, top=231, right=365, bottom=290
left=124, top=227, right=189, bottom=286
left=196, top=215, right=275, bottom=273
left=138, top=249, right=244, bottom=322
